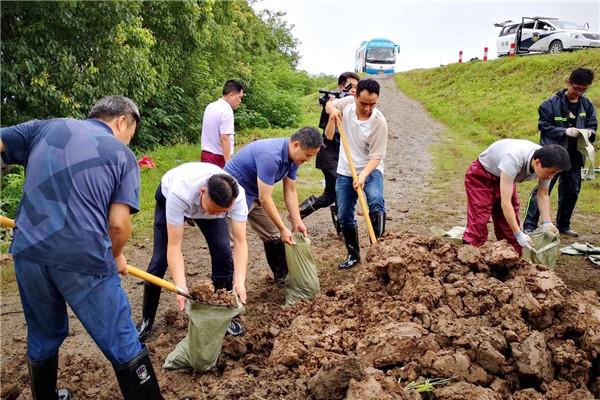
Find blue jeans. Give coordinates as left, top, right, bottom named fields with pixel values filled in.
left=336, top=170, right=385, bottom=228
left=15, top=257, right=143, bottom=364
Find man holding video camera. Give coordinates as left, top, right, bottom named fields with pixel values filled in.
left=298, top=72, right=359, bottom=235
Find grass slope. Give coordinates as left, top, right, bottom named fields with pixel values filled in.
left=395, top=50, right=600, bottom=216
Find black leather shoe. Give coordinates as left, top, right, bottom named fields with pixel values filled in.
left=559, top=229, right=579, bottom=237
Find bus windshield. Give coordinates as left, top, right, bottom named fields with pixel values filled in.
left=366, top=47, right=395, bottom=63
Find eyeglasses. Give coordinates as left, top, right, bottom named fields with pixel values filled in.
left=569, top=83, right=589, bottom=93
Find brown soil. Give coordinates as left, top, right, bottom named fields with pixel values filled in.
left=188, top=280, right=237, bottom=307
left=2, top=76, right=599, bottom=400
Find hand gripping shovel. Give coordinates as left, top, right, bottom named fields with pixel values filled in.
left=0, top=216, right=230, bottom=306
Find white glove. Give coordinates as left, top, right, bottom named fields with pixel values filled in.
left=514, top=231, right=534, bottom=250
left=541, top=221, right=559, bottom=235
left=565, top=128, right=579, bottom=138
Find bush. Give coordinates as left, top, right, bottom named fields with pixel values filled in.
left=0, top=166, right=24, bottom=218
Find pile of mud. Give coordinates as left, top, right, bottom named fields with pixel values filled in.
left=206, top=234, right=600, bottom=399
left=4, top=234, right=600, bottom=399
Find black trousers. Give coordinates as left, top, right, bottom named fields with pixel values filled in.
left=311, top=168, right=338, bottom=210
left=523, top=163, right=582, bottom=232
left=146, top=185, right=233, bottom=290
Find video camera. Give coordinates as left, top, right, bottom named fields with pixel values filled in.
left=318, top=87, right=351, bottom=129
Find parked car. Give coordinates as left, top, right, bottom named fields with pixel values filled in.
left=495, top=17, right=600, bottom=56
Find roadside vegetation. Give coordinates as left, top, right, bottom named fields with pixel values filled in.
left=0, top=1, right=333, bottom=224
left=395, top=50, right=600, bottom=215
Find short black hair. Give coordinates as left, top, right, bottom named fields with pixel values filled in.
left=569, top=68, right=594, bottom=85
left=88, top=95, right=140, bottom=125
left=290, top=126, right=323, bottom=149
left=206, top=174, right=239, bottom=208
left=533, top=144, right=571, bottom=171
left=338, top=72, right=360, bottom=86
left=223, top=80, right=244, bottom=96
left=356, top=79, right=380, bottom=96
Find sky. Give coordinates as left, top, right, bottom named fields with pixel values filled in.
left=252, top=0, right=600, bottom=75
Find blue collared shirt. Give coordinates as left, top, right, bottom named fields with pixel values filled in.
left=1, top=118, right=139, bottom=275
left=225, top=138, right=298, bottom=208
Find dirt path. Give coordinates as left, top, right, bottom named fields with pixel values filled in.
left=3, top=77, right=598, bottom=399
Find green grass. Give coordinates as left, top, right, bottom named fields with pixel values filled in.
left=131, top=92, right=326, bottom=237
left=395, top=50, right=600, bottom=215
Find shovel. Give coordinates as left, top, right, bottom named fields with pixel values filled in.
left=126, top=264, right=199, bottom=302
left=0, top=215, right=231, bottom=306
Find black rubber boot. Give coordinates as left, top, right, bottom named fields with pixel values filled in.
left=330, top=205, right=342, bottom=238
left=263, top=239, right=288, bottom=286
left=113, top=347, right=163, bottom=400
left=28, top=354, right=71, bottom=400
left=299, top=195, right=319, bottom=219
left=137, top=282, right=162, bottom=343
left=339, top=226, right=360, bottom=270
left=370, top=211, right=386, bottom=239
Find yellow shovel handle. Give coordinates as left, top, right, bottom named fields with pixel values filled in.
left=0, top=215, right=16, bottom=229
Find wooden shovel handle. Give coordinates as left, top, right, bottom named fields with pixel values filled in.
left=126, top=265, right=192, bottom=299
left=336, top=118, right=378, bottom=244
left=0, top=215, right=15, bottom=229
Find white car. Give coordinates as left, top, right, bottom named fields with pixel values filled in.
left=495, top=17, right=600, bottom=56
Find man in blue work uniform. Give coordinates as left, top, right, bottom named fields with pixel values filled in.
left=0, top=96, right=162, bottom=399
left=523, top=68, right=597, bottom=237
left=224, top=127, right=322, bottom=285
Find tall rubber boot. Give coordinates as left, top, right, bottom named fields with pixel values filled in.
left=263, top=239, right=288, bottom=286
left=339, top=226, right=360, bottom=270
left=330, top=205, right=342, bottom=239
left=28, top=355, right=71, bottom=400
left=113, top=347, right=163, bottom=400
left=299, top=195, right=319, bottom=219
left=370, top=211, right=386, bottom=239
left=136, top=282, right=162, bottom=343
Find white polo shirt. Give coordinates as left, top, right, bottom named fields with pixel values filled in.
left=161, top=162, right=247, bottom=225
left=478, top=139, right=550, bottom=185
left=332, top=95, right=388, bottom=177
left=201, top=98, right=235, bottom=156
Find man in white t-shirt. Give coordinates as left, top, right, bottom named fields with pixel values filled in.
left=326, top=79, right=388, bottom=270
left=201, top=80, right=244, bottom=168
left=136, top=163, right=248, bottom=341
left=463, top=139, right=570, bottom=254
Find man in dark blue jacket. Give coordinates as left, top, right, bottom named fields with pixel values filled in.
left=524, top=68, right=597, bottom=237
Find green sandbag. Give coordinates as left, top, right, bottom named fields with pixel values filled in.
left=164, top=299, right=242, bottom=372
left=284, top=233, right=320, bottom=306
left=522, top=231, right=560, bottom=268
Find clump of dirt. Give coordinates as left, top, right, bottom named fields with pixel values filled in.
left=188, top=280, right=236, bottom=306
